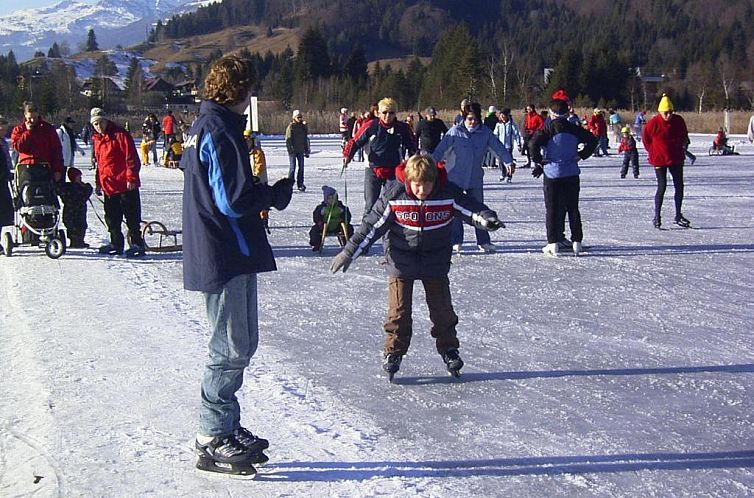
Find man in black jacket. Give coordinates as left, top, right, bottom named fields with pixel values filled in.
left=414, top=106, right=448, bottom=154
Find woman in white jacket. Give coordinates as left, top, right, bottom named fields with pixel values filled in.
left=56, top=117, right=85, bottom=179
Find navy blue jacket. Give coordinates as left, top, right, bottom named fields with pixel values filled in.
left=344, top=119, right=416, bottom=168
left=180, top=101, right=275, bottom=292
left=529, top=117, right=597, bottom=179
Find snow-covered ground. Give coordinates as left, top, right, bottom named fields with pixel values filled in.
left=1, top=132, right=753, bottom=497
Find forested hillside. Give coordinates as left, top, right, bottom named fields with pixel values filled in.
left=2, top=0, right=753, bottom=115
left=149, top=0, right=754, bottom=111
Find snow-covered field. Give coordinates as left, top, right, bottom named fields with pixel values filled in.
left=1, top=132, right=753, bottom=497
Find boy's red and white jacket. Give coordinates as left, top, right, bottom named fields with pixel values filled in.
left=341, top=161, right=498, bottom=279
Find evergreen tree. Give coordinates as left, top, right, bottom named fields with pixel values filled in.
left=294, top=26, right=331, bottom=83
left=86, top=29, right=99, bottom=52
left=47, top=42, right=62, bottom=58
left=343, top=44, right=367, bottom=82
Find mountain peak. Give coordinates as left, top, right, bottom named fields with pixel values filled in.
left=0, top=0, right=214, bottom=61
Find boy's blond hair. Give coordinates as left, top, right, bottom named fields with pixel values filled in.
left=378, top=97, right=396, bottom=111
left=404, top=154, right=438, bottom=183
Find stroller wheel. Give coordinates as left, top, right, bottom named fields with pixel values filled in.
left=45, top=237, right=66, bottom=259
left=1, top=232, right=12, bottom=257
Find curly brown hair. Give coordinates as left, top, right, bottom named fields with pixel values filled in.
left=203, top=55, right=256, bottom=105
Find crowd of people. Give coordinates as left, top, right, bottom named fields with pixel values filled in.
left=2, top=54, right=753, bottom=477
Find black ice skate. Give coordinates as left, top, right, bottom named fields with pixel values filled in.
left=441, top=348, right=464, bottom=378
left=124, top=244, right=146, bottom=258
left=233, top=427, right=270, bottom=464
left=653, top=217, right=662, bottom=229
left=383, top=352, right=403, bottom=382
left=195, top=435, right=257, bottom=477
left=674, top=214, right=691, bottom=228
left=98, top=243, right=123, bottom=255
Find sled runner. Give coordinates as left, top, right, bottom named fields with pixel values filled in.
left=140, top=220, right=182, bottom=252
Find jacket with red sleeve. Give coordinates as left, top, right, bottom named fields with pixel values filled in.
left=641, top=113, right=689, bottom=167
left=10, top=119, right=64, bottom=175
left=618, top=135, right=637, bottom=153
left=343, top=118, right=417, bottom=176
left=92, top=120, right=141, bottom=196
left=340, top=161, right=496, bottom=279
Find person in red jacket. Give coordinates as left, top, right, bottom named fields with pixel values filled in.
left=586, top=108, right=609, bottom=156
left=162, top=110, right=176, bottom=149
left=90, top=107, right=145, bottom=256
left=522, top=104, right=544, bottom=167
left=642, top=94, right=691, bottom=229
left=10, top=101, right=64, bottom=182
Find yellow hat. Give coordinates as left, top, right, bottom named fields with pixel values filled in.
left=243, top=129, right=252, bottom=137
left=621, top=126, right=631, bottom=134
left=658, top=94, right=674, bottom=112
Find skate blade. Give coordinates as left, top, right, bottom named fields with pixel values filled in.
left=448, top=370, right=461, bottom=378
left=196, top=457, right=257, bottom=479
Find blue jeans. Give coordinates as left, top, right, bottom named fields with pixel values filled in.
left=288, top=153, right=305, bottom=189
left=199, top=274, right=259, bottom=437
left=451, top=185, right=490, bottom=246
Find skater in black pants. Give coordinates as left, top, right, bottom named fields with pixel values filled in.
left=641, top=94, right=691, bottom=228
left=529, top=98, right=597, bottom=257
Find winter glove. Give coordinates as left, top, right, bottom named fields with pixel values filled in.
left=532, top=164, right=544, bottom=178
left=479, top=210, right=504, bottom=231
left=271, top=177, right=294, bottom=210
left=330, top=251, right=352, bottom=273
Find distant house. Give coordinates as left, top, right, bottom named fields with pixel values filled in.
left=144, top=77, right=174, bottom=94
left=81, top=77, right=123, bottom=98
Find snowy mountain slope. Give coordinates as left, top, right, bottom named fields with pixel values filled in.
left=0, top=0, right=216, bottom=61
left=0, top=134, right=752, bottom=496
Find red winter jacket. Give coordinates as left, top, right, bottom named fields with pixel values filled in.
left=586, top=114, right=607, bottom=136
left=524, top=112, right=544, bottom=136
left=162, top=114, right=176, bottom=136
left=92, top=121, right=141, bottom=196
left=10, top=119, right=64, bottom=175
left=642, top=114, right=689, bottom=167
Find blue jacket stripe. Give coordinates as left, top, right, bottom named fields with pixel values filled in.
left=200, top=132, right=250, bottom=256
left=201, top=133, right=241, bottom=218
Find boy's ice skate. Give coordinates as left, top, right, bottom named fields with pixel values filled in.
left=195, top=434, right=257, bottom=478
left=383, top=352, right=403, bottom=382
left=124, top=244, right=146, bottom=258
left=441, top=348, right=464, bottom=377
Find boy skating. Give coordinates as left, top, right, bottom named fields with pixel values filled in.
left=330, top=155, right=503, bottom=380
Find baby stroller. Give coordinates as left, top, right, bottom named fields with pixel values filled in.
left=1, top=163, right=66, bottom=259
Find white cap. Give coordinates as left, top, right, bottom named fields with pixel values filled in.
left=488, top=105, right=497, bottom=113
left=340, top=107, right=347, bottom=113
left=292, top=109, right=302, bottom=119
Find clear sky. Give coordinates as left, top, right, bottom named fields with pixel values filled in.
left=0, top=0, right=97, bottom=16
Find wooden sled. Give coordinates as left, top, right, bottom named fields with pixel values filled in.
left=319, top=221, right=350, bottom=254
left=140, top=221, right=182, bottom=252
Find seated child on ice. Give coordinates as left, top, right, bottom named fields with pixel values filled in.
left=618, top=126, right=640, bottom=178
left=57, top=167, right=93, bottom=248
left=713, top=127, right=738, bottom=155
left=329, top=155, right=503, bottom=380
left=309, top=185, right=353, bottom=250
left=163, top=137, right=183, bottom=168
